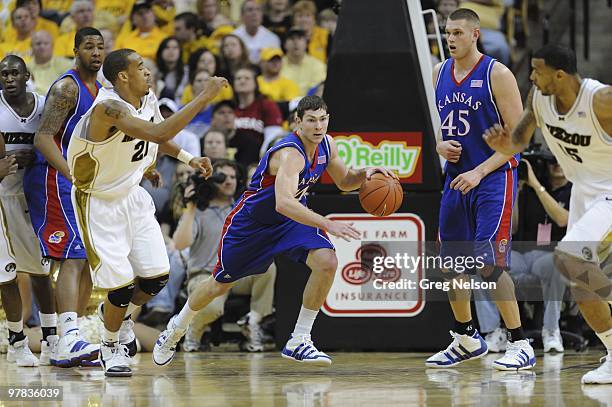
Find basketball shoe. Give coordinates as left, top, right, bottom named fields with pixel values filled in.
left=238, top=312, right=264, bottom=352
left=582, top=355, right=612, bottom=384
left=99, top=342, right=132, bottom=377
left=97, top=303, right=137, bottom=358
left=281, top=334, right=332, bottom=365
left=542, top=328, right=564, bottom=353
left=7, top=337, right=38, bottom=367
left=53, top=329, right=100, bottom=367
left=492, top=339, right=536, bottom=370
left=425, top=330, right=488, bottom=367
left=39, top=334, right=59, bottom=366
left=153, top=315, right=186, bottom=366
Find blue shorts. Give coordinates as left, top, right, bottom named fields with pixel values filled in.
left=439, top=168, right=516, bottom=270
left=23, top=164, right=86, bottom=260
left=213, top=206, right=335, bottom=283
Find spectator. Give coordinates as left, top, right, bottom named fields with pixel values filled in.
left=40, top=0, right=72, bottom=24
left=280, top=28, right=326, bottom=96
left=115, top=0, right=167, bottom=60
left=94, top=0, right=136, bottom=34
left=292, top=0, right=329, bottom=63
left=174, top=160, right=276, bottom=352
left=156, top=36, right=189, bottom=100
left=53, top=0, right=94, bottom=58
left=263, top=0, right=292, bottom=43
left=151, top=0, right=177, bottom=35
left=210, top=99, right=237, bottom=140
left=474, top=156, right=571, bottom=353
left=201, top=129, right=228, bottom=161
left=188, top=47, right=218, bottom=76
left=174, top=11, right=209, bottom=64
left=159, top=98, right=201, bottom=156
left=233, top=0, right=281, bottom=64
left=0, top=7, right=35, bottom=60
left=196, top=0, right=232, bottom=36
left=460, top=0, right=511, bottom=65
left=29, top=30, right=72, bottom=95
left=181, top=69, right=218, bottom=136
left=232, top=66, right=283, bottom=166
left=3, top=0, right=59, bottom=43
left=318, top=8, right=337, bottom=37
left=257, top=47, right=300, bottom=103
left=217, top=33, right=251, bottom=81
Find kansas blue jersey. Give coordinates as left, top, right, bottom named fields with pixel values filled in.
left=435, top=55, right=518, bottom=177
left=242, top=132, right=331, bottom=224
left=33, top=69, right=101, bottom=164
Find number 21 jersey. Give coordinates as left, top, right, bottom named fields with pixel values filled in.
left=435, top=54, right=519, bottom=178
left=67, top=87, right=162, bottom=199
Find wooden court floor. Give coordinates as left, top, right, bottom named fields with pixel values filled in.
left=0, top=350, right=610, bottom=406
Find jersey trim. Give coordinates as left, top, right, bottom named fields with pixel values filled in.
left=451, top=54, right=485, bottom=87
left=549, top=79, right=586, bottom=119
left=0, top=91, right=41, bottom=122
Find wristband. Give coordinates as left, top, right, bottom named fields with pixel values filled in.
left=177, top=149, right=194, bottom=165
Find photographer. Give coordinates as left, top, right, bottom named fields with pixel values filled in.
left=474, top=152, right=571, bottom=353
left=172, top=160, right=275, bottom=352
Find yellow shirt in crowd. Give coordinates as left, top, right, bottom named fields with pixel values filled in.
left=181, top=83, right=233, bottom=105
left=2, top=17, right=58, bottom=42
left=0, top=36, right=32, bottom=61
left=42, top=0, right=71, bottom=13
left=29, top=56, right=73, bottom=95
left=115, top=26, right=167, bottom=61
left=307, top=26, right=329, bottom=64
left=281, top=55, right=326, bottom=96
left=257, top=75, right=300, bottom=102
left=53, top=29, right=77, bottom=58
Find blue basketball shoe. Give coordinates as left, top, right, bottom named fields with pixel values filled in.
left=281, top=334, right=332, bottom=365
left=426, top=330, right=488, bottom=368
left=492, top=339, right=536, bottom=371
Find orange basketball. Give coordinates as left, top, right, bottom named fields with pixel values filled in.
left=359, top=173, right=403, bottom=216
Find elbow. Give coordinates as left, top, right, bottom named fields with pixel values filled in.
left=275, top=200, right=289, bottom=216
left=557, top=218, right=568, bottom=228
left=173, top=238, right=190, bottom=251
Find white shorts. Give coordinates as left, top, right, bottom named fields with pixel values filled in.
left=556, top=187, right=612, bottom=264
left=72, top=186, right=170, bottom=290
left=0, top=194, right=50, bottom=284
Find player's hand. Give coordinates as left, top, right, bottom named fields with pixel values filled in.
left=483, top=123, right=517, bottom=155
left=0, top=155, right=18, bottom=178
left=11, top=149, right=35, bottom=168
left=366, top=167, right=399, bottom=180
left=189, top=157, right=213, bottom=179
left=143, top=169, right=163, bottom=188
left=522, top=159, right=540, bottom=189
left=450, top=169, right=484, bottom=195
left=325, top=220, right=361, bottom=242
left=436, top=140, right=462, bottom=163
left=200, top=76, right=229, bottom=99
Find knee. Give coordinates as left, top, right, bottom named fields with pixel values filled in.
left=311, top=251, right=338, bottom=276
left=138, top=274, right=169, bottom=296
left=107, top=283, right=136, bottom=308
left=477, top=265, right=505, bottom=283
left=208, top=278, right=233, bottom=297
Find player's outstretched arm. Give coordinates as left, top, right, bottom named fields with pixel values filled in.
left=90, top=77, right=228, bottom=144
left=484, top=86, right=537, bottom=155
left=325, top=136, right=397, bottom=191
left=593, top=85, right=612, bottom=135
left=33, top=77, right=77, bottom=179
left=274, top=147, right=360, bottom=241
left=158, top=140, right=212, bottom=178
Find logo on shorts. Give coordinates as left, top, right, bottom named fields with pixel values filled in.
left=5, top=263, right=16, bottom=272
left=581, top=247, right=593, bottom=261
left=223, top=274, right=231, bottom=279
left=48, top=231, right=65, bottom=244
left=498, top=239, right=508, bottom=253
left=41, top=258, right=50, bottom=266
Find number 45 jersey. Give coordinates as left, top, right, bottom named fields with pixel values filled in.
left=533, top=78, right=612, bottom=196
left=435, top=54, right=519, bottom=178
left=68, top=87, right=161, bottom=199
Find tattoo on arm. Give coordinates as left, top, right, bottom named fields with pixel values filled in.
left=102, top=100, right=129, bottom=120
left=512, top=87, right=537, bottom=147
left=38, top=79, right=77, bottom=135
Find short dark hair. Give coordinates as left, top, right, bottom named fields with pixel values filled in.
left=448, top=8, right=480, bottom=26
left=296, top=95, right=327, bottom=119
left=103, top=49, right=136, bottom=84
left=75, top=27, right=103, bottom=49
left=0, top=55, right=27, bottom=72
left=533, top=44, right=577, bottom=74
left=212, top=99, right=236, bottom=115
left=175, top=12, right=199, bottom=30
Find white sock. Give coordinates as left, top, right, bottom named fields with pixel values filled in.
left=596, top=327, right=612, bottom=357
left=39, top=312, right=57, bottom=329
left=125, top=303, right=141, bottom=319
left=249, top=310, right=262, bottom=326
left=59, top=312, right=78, bottom=336
left=6, top=320, right=23, bottom=333
left=174, top=302, right=198, bottom=330
left=103, top=328, right=119, bottom=345
left=292, top=306, right=318, bottom=336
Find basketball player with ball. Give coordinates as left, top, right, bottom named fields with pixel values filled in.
left=154, top=95, right=399, bottom=366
